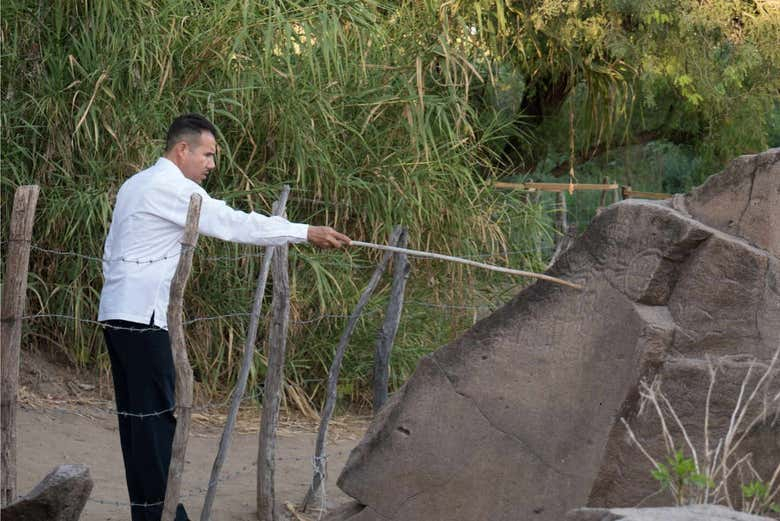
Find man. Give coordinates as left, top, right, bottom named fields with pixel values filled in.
left=98, top=113, right=350, bottom=521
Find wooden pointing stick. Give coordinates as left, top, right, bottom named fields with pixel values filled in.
left=350, top=241, right=583, bottom=290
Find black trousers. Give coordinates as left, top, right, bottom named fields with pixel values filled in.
left=103, top=319, right=189, bottom=521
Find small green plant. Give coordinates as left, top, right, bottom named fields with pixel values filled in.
left=651, top=450, right=714, bottom=505
left=742, top=480, right=780, bottom=516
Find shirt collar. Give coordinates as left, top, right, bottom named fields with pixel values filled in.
left=155, top=157, right=185, bottom=178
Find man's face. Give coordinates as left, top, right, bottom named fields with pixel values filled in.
left=180, top=131, right=216, bottom=185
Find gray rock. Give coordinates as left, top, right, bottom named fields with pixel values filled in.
left=567, top=504, right=775, bottom=521
left=1, top=464, right=93, bottom=521
left=331, top=149, right=780, bottom=521
left=681, top=148, right=780, bottom=258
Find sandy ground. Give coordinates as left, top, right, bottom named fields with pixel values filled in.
left=15, top=349, right=367, bottom=520
left=17, top=403, right=365, bottom=521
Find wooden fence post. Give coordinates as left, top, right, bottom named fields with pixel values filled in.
left=161, top=194, right=202, bottom=521
left=1, top=185, right=40, bottom=507
left=549, top=191, right=568, bottom=266
left=372, top=227, right=409, bottom=414
left=555, top=191, right=568, bottom=235
left=256, top=228, right=292, bottom=521
left=598, top=176, right=610, bottom=210
left=528, top=188, right=543, bottom=260
left=301, top=226, right=403, bottom=513
left=200, top=187, right=290, bottom=521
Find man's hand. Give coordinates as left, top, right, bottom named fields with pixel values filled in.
left=307, top=226, right=351, bottom=249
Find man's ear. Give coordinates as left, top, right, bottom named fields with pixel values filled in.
left=174, top=140, right=188, bottom=157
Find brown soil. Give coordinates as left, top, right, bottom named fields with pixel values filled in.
left=15, top=347, right=366, bottom=520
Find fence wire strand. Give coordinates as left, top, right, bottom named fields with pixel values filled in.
left=18, top=240, right=553, bottom=266
left=21, top=309, right=390, bottom=332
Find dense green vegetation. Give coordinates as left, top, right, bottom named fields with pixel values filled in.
left=2, top=1, right=778, bottom=410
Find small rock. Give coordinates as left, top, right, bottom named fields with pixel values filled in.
left=566, top=504, right=776, bottom=521
left=1, top=464, right=93, bottom=521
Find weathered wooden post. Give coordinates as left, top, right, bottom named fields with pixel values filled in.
left=201, top=187, right=290, bottom=521
left=256, top=222, right=292, bottom=521
left=372, top=227, right=409, bottom=414
left=598, top=176, right=610, bottom=210
left=549, top=191, right=569, bottom=266
left=530, top=188, right=543, bottom=260
left=301, top=227, right=403, bottom=512
left=555, top=191, right=568, bottom=235
left=1, top=185, right=40, bottom=507
left=161, top=194, right=202, bottom=521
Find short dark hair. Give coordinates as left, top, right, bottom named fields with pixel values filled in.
left=165, top=113, right=217, bottom=151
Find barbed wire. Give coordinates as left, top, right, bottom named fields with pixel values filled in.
left=289, top=196, right=348, bottom=208
left=17, top=239, right=553, bottom=267
left=23, top=369, right=368, bottom=421
left=291, top=308, right=382, bottom=325
left=28, top=244, right=184, bottom=265
left=87, top=456, right=268, bottom=509
left=85, top=447, right=350, bottom=510
left=24, top=393, right=243, bottom=420
left=19, top=297, right=493, bottom=335
left=199, top=250, right=378, bottom=271
left=20, top=313, right=227, bottom=333
left=24, top=379, right=294, bottom=428
left=20, top=309, right=389, bottom=332
left=406, top=300, right=492, bottom=311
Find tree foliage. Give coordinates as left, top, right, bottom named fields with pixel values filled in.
left=443, top=0, right=780, bottom=180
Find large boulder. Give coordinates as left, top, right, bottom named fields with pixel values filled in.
left=567, top=504, right=775, bottom=521
left=680, top=148, right=780, bottom=257
left=328, top=149, right=780, bottom=521
left=1, top=464, right=93, bottom=521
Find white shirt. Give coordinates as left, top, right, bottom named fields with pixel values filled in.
left=98, top=157, right=308, bottom=329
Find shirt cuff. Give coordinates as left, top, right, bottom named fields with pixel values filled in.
left=290, top=222, right=309, bottom=242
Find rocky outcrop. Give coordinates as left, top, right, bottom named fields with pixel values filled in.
left=567, top=505, right=776, bottom=521
left=1, top=464, right=93, bottom=521
left=679, top=148, right=780, bottom=257
left=327, top=149, right=780, bottom=521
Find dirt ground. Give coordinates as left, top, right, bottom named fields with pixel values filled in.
left=15, top=347, right=367, bottom=521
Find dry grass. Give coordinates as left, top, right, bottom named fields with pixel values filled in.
left=622, top=346, right=780, bottom=515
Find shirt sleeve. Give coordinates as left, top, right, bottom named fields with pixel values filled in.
left=149, top=181, right=309, bottom=246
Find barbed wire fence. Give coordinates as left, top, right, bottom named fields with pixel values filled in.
left=11, top=449, right=351, bottom=512
left=1, top=183, right=571, bottom=520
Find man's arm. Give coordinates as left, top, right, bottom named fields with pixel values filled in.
left=150, top=184, right=350, bottom=248
left=197, top=193, right=310, bottom=245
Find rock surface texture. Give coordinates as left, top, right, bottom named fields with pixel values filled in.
left=327, top=149, right=780, bottom=521
left=1, top=464, right=93, bottom=521
left=567, top=505, right=775, bottom=521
